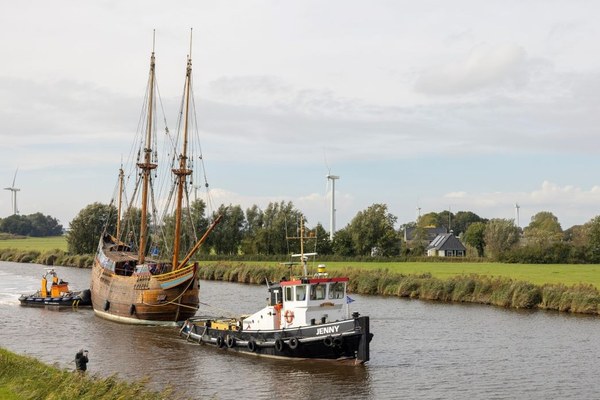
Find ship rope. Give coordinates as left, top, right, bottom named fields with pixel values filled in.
left=196, top=300, right=239, bottom=318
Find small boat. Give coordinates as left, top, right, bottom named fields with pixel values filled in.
left=179, top=220, right=373, bottom=364
left=19, top=269, right=92, bottom=308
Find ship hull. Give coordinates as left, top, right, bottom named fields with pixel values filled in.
left=179, top=316, right=372, bottom=364
left=90, top=248, right=199, bottom=325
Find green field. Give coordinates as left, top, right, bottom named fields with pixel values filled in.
left=236, top=260, right=600, bottom=288
left=0, top=236, right=67, bottom=251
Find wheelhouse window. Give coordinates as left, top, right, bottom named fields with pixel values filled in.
left=295, top=285, right=306, bottom=301
left=285, top=286, right=293, bottom=302
left=310, top=284, right=326, bottom=300
left=329, top=282, right=345, bottom=299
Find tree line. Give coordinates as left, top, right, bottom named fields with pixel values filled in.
left=0, top=213, right=63, bottom=237
left=31, top=199, right=600, bottom=264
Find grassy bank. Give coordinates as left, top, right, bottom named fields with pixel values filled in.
left=0, top=347, right=180, bottom=400
left=198, top=262, right=600, bottom=315
left=0, top=248, right=93, bottom=268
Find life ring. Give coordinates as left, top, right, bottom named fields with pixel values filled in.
left=284, top=310, right=295, bottom=324
left=216, top=336, right=225, bottom=348
left=288, top=337, right=300, bottom=350
left=226, top=335, right=236, bottom=348
left=274, top=338, right=285, bottom=352
left=323, top=336, right=334, bottom=347
left=247, top=339, right=257, bottom=352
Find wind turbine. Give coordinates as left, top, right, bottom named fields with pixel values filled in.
left=326, top=172, right=340, bottom=241
left=4, top=168, right=20, bottom=215
left=515, top=203, right=520, bottom=228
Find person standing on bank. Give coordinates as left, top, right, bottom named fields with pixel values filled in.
left=74, top=349, right=89, bottom=373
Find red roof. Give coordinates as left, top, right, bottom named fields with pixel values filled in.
left=280, top=277, right=349, bottom=286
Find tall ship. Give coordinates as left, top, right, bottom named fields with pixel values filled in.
left=179, top=218, right=373, bottom=363
left=91, top=32, right=219, bottom=325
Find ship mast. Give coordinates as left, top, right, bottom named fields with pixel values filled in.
left=115, top=166, right=124, bottom=240
left=172, top=30, right=194, bottom=270
left=137, top=32, right=158, bottom=264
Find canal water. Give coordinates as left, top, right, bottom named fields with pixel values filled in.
left=1, top=261, right=599, bottom=399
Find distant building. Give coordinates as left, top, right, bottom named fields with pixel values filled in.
left=404, top=226, right=447, bottom=249
left=426, top=233, right=466, bottom=257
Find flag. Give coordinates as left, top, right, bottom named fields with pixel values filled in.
left=346, top=295, right=355, bottom=304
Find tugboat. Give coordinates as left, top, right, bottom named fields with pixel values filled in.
left=179, top=220, right=373, bottom=364
left=19, top=269, right=92, bottom=308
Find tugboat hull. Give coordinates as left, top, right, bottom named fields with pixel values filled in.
left=179, top=315, right=372, bottom=364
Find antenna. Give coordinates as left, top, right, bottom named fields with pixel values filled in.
left=4, top=168, right=20, bottom=215
left=416, top=206, right=421, bottom=221
left=326, top=173, right=340, bottom=241
left=515, top=203, right=520, bottom=228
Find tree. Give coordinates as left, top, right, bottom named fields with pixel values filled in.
left=0, top=215, right=32, bottom=236
left=312, top=223, right=333, bottom=255
left=0, top=213, right=63, bottom=236
left=67, top=203, right=117, bottom=254
left=484, top=219, right=520, bottom=260
left=253, top=201, right=303, bottom=255
left=523, top=211, right=563, bottom=252
left=463, top=221, right=486, bottom=257
left=240, top=205, right=264, bottom=255
left=346, top=203, right=400, bottom=256
left=208, top=204, right=245, bottom=255
left=452, top=211, right=486, bottom=236
left=332, top=228, right=354, bottom=256
left=585, top=216, right=600, bottom=263
left=526, top=211, right=562, bottom=233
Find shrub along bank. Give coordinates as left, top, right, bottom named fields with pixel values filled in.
left=0, top=248, right=93, bottom=268
left=0, top=348, right=179, bottom=400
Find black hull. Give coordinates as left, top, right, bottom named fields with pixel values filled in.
left=179, top=316, right=372, bottom=364
left=18, top=289, right=92, bottom=308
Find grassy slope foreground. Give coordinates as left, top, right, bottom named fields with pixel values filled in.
left=0, top=348, right=181, bottom=400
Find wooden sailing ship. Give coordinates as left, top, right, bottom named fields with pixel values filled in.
left=91, top=33, right=219, bottom=325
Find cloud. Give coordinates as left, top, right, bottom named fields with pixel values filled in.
left=415, top=43, right=529, bottom=95
left=438, top=181, right=600, bottom=228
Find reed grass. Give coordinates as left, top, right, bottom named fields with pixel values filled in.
left=0, top=347, right=183, bottom=400
left=0, top=248, right=92, bottom=268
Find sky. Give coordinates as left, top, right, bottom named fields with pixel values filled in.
left=2, top=1, right=600, bottom=232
